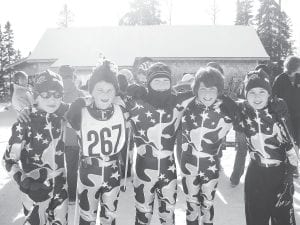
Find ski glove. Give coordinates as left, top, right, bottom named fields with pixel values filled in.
left=127, top=84, right=147, bottom=99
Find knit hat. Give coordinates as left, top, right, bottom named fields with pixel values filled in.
left=34, top=70, right=63, bottom=97
left=244, top=68, right=271, bottom=96
left=137, top=61, right=152, bottom=79
left=59, top=65, right=75, bottom=79
left=147, top=62, right=171, bottom=85
left=88, top=60, right=119, bottom=94
left=146, top=62, right=172, bottom=108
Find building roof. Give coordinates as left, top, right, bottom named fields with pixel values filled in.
left=4, top=56, right=29, bottom=70
left=28, top=25, right=269, bottom=67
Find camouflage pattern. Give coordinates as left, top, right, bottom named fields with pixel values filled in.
left=125, top=94, right=192, bottom=225
left=180, top=98, right=233, bottom=225
left=73, top=104, right=128, bottom=225
left=3, top=107, right=68, bottom=225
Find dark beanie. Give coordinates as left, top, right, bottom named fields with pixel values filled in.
left=88, top=60, right=119, bottom=94
left=244, top=68, right=271, bottom=96
left=147, top=62, right=171, bottom=85
left=59, top=65, right=74, bottom=79
left=34, top=70, right=63, bottom=97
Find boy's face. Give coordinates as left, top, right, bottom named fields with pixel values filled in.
left=17, top=76, right=28, bottom=87
left=36, top=90, right=63, bottom=113
left=137, top=72, right=147, bottom=85
left=246, top=87, right=269, bottom=110
left=150, top=77, right=171, bottom=92
left=92, top=81, right=116, bottom=109
left=197, top=82, right=218, bottom=107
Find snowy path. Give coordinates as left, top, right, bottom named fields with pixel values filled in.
left=1, top=106, right=300, bottom=225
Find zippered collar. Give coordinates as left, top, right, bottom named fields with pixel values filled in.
left=194, top=97, right=222, bottom=111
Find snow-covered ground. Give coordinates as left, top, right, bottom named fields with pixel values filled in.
left=1, top=106, right=300, bottom=225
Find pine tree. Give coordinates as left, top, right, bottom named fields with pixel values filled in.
left=0, top=25, right=4, bottom=73
left=0, top=22, right=22, bottom=101
left=256, top=0, right=293, bottom=61
left=3, top=21, right=16, bottom=72
left=0, top=25, right=5, bottom=98
left=58, top=4, right=74, bottom=28
left=235, top=0, right=253, bottom=25
left=119, top=0, right=165, bottom=25
left=15, top=49, right=22, bottom=61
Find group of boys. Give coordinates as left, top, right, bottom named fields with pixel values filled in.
left=2, top=56, right=300, bottom=225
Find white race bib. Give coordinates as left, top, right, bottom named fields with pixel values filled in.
left=81, top=105, right=126, bottom=157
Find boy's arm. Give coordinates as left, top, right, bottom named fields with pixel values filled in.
left=55, top=102, right=70, bottom=118
left=2, top=122, right=28, bottom=186
left=272, top=76, right=280, bottom=97
left=66, top=98, right=87, bottom=131
left=269, top=97, right=299, bottom=167
left=219, top=95, right=245, bottom=132
left=176, top=91, right=194, bottom=104
left=127, top=84, right=147, bottom=100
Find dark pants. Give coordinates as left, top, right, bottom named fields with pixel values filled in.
left=290, top=116, right=300, bottom=176
left=230, top=132, right=247, bottom=185
left=176, top=125, right=183, bottom=164
left=65, top=146, right=80, bottom=201
left=245, top=161, right=295, bottom=225
left=291, top=116, right=300, bottom=146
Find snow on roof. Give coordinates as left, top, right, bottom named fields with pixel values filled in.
left=28, top=25, right=269, bottom=67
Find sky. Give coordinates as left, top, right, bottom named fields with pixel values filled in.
left=0, top=0, right=299, bottom=57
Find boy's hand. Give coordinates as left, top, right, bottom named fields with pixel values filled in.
left=27, top=180, right=52, bottom=202
left=18, top=176, right=31, bottom=194
left=127, top=84, right=147, bottom=99
left=219, top=95, right=238, bottom=120
left=268, top=97, right=287, bottom=118
left=17, top=108, right=31, bottom=123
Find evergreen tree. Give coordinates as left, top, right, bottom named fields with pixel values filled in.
left=3, top=21, right=16, bottom=71
left=0, top=25, right=4, bottom=73
left=58, top=4, right=74, bottom=28
left=256, top=0, right=293, bottom=61
left=0, top=25, right=5, bottom=98
left=0, top=22, right=22, bottom=101
left=119, top=0, right=165, bottom=25
left=235, top=0, right=253, bottom=25
left=15, top=49, right=22, bottom=61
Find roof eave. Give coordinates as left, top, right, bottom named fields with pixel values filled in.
left=149, top=57, right=270, bottom=61
left=26, top=58, right=57, bottom=63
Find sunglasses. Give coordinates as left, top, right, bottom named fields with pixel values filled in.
left=39, top=91, right=63, bottom=99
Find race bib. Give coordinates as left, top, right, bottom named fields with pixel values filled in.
left=81, top=105, right=126, bottom=157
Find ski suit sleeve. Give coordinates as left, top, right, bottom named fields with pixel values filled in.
left=269, top=97, right=298, bottom=167
left=219, top=95, right=244, bottom=132
left=2, top=121, right=28, bottom=187
left=127, top=84, right=147, bottom=100
left=66, top=98, right=86, bottom=131
left=272, top=75, right=281, bottom=98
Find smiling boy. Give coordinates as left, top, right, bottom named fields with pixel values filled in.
left=66, top=60, right=129, bottom=225
left=180, top=67, right=234, bottom=225
left=3, top=70, right=69, bottom=225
